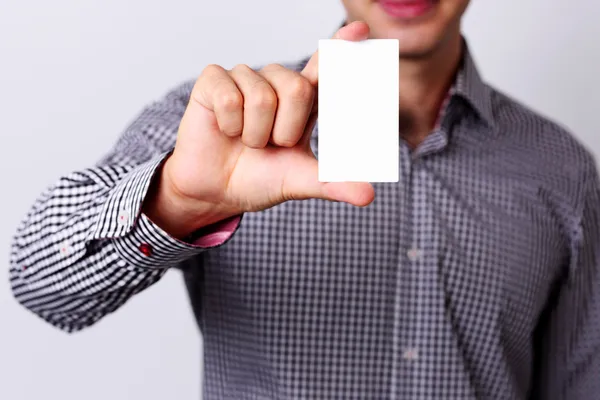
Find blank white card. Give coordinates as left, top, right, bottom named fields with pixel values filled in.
left=318, top=39, right=399, bottom=182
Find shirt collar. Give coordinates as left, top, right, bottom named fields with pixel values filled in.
left=304, top=38, right=497, bottom=138
left=451, top=40, right=496, bottom=129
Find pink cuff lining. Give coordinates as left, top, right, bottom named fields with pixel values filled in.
left=191, top=215, right=241, bottom=247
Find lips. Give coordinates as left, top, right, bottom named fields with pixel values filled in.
left=378, top=0, right=436, bottom=19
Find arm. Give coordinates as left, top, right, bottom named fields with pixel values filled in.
left=532, top=164, right=600, bottom=399
left=9, top=81, right=238, bottom=333
left=10, top=22, right=372, bottom=334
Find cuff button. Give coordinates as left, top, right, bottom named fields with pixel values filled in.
left=139, top=243, right=153, bottom=257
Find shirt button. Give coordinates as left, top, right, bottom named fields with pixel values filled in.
left=139, top=243, right=153, bottom=257
left=407, top=248, right=422, bottom=261
left=59, top=240, right=72, bottom=255
left=117, top=210, right=130, bottom=226
left=403, top=348, right=419, bottom=361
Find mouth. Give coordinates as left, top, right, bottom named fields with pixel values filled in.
left=377, top=0, right=437, bottom=19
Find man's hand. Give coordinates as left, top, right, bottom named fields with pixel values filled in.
left=144, top=22, right=375, bottom=238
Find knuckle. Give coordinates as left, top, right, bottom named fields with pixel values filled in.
left=261, top=63, right=284, bottom=73
left=273, top=136, right=297, bottom=148
left=249, top=85, right=277, bottom=111
left=193, top=65, right=224, bottom=102
left=232, top=63, right=253, bottom=74
left=223, top=128, right=242, bottom=137
left=242, top=134, right=266, bottom=149
left=287, top=76, right=314, bottom=103
left=221, top=119, right=243, bottom=136
left=201, top=63, right=223, bottom=77
left=216, top=89, right=243, bottom=111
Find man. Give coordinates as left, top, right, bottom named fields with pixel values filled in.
left=9, top=0, right=600, bottom=398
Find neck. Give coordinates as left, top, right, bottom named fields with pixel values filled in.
left=399, top=33, right=463, bottom=148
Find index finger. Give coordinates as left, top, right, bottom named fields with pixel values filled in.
left=300, top=21, right=371, bottom=86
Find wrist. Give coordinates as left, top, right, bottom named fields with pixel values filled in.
left=143, top=157, right=238, bottom=239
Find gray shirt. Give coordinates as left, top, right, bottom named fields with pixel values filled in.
left=10, top=44, right=600, bottom=399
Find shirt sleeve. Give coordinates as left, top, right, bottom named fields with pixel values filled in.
left=532, top=163, right=600, bottom=399
left=9, top=80, right=240, bottom=333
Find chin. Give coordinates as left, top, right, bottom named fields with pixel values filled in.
left=344, top=0, right=467, bottom=59
left=370, top=23, right=446, bottom=59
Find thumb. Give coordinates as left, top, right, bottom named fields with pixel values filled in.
left=284, top=154, right=375, bottom=207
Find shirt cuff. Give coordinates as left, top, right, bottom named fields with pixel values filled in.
left=112, top=213, right=241, bottom=269
left=88, top=152, right=242, bottom=269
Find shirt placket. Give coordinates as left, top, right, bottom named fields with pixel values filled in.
left=410, top=161, right=438, bottom=400
left=390, top=142, right=421, bottom=399
left=391, top=116, right=452, bottom=400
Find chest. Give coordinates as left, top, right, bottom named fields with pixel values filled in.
left=205, top=154, right=566, bottom=330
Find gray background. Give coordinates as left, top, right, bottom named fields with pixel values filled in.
left=1, top=1, right=598, bottom=399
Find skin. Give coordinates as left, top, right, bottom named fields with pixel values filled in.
left=144, top=0, right=471, bottom=239
left=342, top=0, right=470, bottom=145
